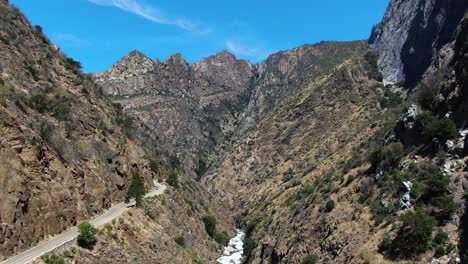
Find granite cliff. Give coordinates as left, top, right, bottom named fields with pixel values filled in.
left=369, top=0, right=468, bottom=87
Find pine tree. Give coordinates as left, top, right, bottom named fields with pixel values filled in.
left=126, top=173, right=146, bottom=207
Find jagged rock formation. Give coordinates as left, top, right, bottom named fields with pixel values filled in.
left=94, top=41, right=366, bottom=174
left=369, top=0, right=468, bottom=87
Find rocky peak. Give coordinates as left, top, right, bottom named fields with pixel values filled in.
left=94, top=50, right=154, bottom=83
left=163, top=53, right=189, bottom=68
left=369, top=0, right=468, bottom=86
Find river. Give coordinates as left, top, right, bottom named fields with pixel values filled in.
left=216, top=229, right=245, bottom=264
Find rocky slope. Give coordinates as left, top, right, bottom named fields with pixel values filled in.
left=0, top=1, right=153, bottom=256
left=204, top=50, right=392, bottom=263
left=94, top=41, right=367, bottom=176
left=2, top=0, right=468, bottom=262
left=203, top=1, right=468, bottom=263
left=369, top=0, right=468, bottom=87
left=0, top=1, right=230, bottom=262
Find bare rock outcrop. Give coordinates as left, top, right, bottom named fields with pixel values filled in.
left=369, top=0, right=468, bottom=87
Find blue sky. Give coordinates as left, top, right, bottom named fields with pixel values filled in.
left=11, top=0, right=390, bottom=73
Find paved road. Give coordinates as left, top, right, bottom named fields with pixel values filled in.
left=1, top=181, right=166, bottom=264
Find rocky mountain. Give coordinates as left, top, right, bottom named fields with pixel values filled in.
left=1, top=0, right=468, bottom=263
left=0, top=1, right=231, bottom=263
left=94, top=41, right=366, bottom=175
left=201, top=0, right=468, bottom=262
left=369, top=0, right=468, bottom=87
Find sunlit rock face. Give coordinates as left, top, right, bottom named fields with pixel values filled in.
left=369, top=0, right=468, bottom=87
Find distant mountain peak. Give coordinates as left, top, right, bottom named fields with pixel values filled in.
left=164, top=53, right=188, bottom=66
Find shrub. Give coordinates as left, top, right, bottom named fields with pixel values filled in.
left=166, top=170, right=179, bottom=188
left=112, top=103, right=133, bottom=134
left=415, top=112, right=457, bottom=145
left=386, top=209, right=436, bottom=258
left=380, top=86, right=403, bottom=109
left=414, top=71, right=444, bottom=110
left=125, top=173, right=146, bottom=207
left=369, top=142, right=405, bottom=173
left=174, top=236, right=186, bottom=248
left=25, top=64, right=39, bottom=81
left=169, top=155, right=180, bottom=170
left=149, top=160, right=160, bottom=174
left=243, top=238, right=257, bottom=262
left=104, top=224, right=113, bottom=241
left=434, top=246, right=446, bottom=258
left=325, top=199, right=335, bottom=212
left=30, top=93, right=49, bottom=113
left=41, top=254, right=65, bottom=264
left=34, top=25, right=43, bottom=33
left=282, top=168, right=294, bottom=183
left=70, top=246, right=77, bottom=254
left=51, top=101, right=71, bottom=120
left=64, top=57, right=82, bottom=73
left=195, top=158, right=208, bottom=180
left=39, top=122, right=53, bottom=142
left=431, top=195, right=456, bottom=224
left=214, top=230, right=230, bottom=246
left=302, top=254, right=319, bottom=264
left=77, top=221, right=97, bottom=248
left=409, top=162, right=455, bottom=224
left=202, top=215, right=216, bottom=238
left=433, top=230, right=449, bottom=246
left=28, top=93, right=70, bottom=120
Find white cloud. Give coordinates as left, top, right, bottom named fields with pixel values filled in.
left=87, top=0, right=207, bottom=34
left=225, top=40, right=269, bottom=60
left=52, top=33, right=91, bottom=48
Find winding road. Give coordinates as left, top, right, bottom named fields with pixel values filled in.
left=1, top=181, right=166, bottom=264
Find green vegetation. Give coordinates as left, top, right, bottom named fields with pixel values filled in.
left=70, top=246, right=77, bottom=254
left=41, top=254, right=65, bottom=264
left=380, top=86, right=404, bottom=109
left=202, top=215, right=216, bottom=238
left=432, top=230, right=453, bottom=257
left=64, top=57, right=82, bottom=74
left=415, top=112, right=457, bottom=145
left=413, top=71, right=444, bottom=111
left=369, top=142, right=405, bottom=173
left=363, top=51, right=383, bottom=82
left=214, top=230, right=229, bottom=246
left=77, top=221, right=97, bottom=249
left=28, top=92, right=71, bottom=120
left=325, top=199, right=335, bottom=212
left=384, top=209, right=435, bottom=258
left=201, top=215, right=230, bottom=246
left=166, top=170, right=179, bottom=188
left=174, top=236, right=186, bottom=248
left=243, top=238, right=257, bottom=262
left=169, top=155, right=181, bottom=170
left=408, top=162, right=455, bottom=224
left=104, top=224, right=113, bottom=241
left=126, top=173, right=146, bottom=207
left=112, top=103, right=133, bottom=135
left=39, top=122, right=53, bottom=142
left=195, top=158, right=208, bottom=180
left=302, top=254, right=319, bottom=264
left=149, top=159, right=160, bottom=174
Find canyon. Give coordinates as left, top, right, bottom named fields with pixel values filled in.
left=0, top=0, right=467, bottom=263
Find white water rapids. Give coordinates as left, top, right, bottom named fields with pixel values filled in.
left=216, top=229, right=245, bottom=264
